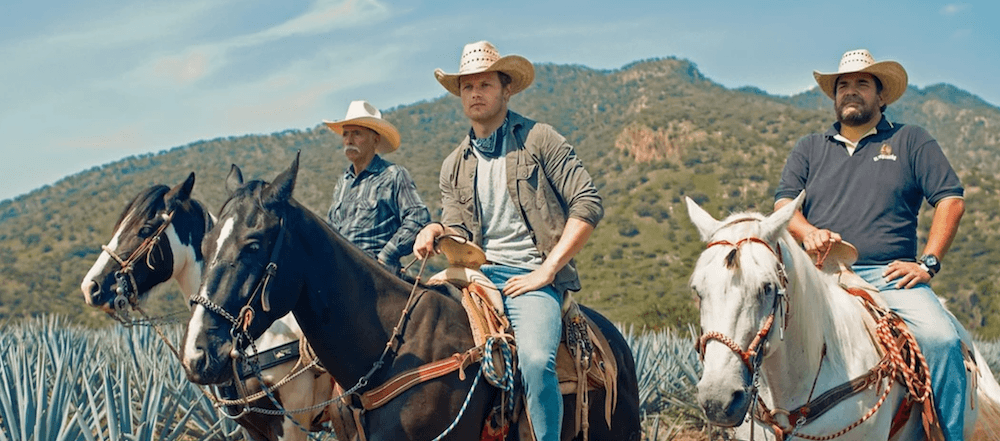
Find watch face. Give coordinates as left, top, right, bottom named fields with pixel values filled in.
left=921, top=254, right=940, bottom=271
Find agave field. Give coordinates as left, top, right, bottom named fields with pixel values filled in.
left=2, top=316, right=999, bottom=441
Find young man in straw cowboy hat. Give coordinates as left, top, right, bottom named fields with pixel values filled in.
left=324, top=100, right=431, bottom=273
left=775, top=49, right=971, bottom=439
left=414, top=40, right=603, bottom=441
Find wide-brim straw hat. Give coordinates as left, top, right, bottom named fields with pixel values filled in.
left=322, top=100, right=401, bottom=154
left=813, top=49, right=908, bottom=105
left=434, top=41, right=535, bottom=97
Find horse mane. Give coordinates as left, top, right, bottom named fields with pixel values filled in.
left=776, top=229, right=878, bottom=372
left=114, top=185, right=169, bottom=232
left=234, top=178, right=459, bottom=303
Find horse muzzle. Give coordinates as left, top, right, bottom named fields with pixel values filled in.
left=697, top=368, right=754, bottom=427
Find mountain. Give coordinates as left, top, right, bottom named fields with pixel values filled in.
left=3, top=57, right=1000, bottom=337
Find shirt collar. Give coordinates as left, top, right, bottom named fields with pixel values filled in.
left=344, top=154, right=387, bottom=179
left=825, top=115, right=894, bottom=139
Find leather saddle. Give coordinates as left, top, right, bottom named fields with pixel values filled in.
left=425, top=235, right=619, bottom=434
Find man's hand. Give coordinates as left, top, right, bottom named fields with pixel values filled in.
left=503, top=267, right=556, bottom=298
left=414, top=223, right=445, bottom=260
left=884, top=260, right=932, bottom=289
left=802, top=228, right=842, bottom=256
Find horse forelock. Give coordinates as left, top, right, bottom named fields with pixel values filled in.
left=114, top=185, right=170, bottom=234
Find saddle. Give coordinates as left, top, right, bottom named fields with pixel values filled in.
left=804, top=241, right=974, bottom=441
left=425, top=235, right=620, bottom=439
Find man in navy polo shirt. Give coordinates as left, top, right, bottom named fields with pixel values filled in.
left=775, top=49, right=970, bottom=440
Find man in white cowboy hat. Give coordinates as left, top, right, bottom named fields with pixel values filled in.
left=414, top=40, right=603, bottom=441
left=775, top=49, right=970, bottom=439
left=323, top=100, right=431, bottom=273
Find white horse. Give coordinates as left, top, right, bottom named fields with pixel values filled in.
left=685, top=192, right=1000, bottom=440
left=80, top=173, right=335, bottom=441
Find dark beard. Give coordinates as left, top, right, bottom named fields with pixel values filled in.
left=836, top=100, right=876, bottom=127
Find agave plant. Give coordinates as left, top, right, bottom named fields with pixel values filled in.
left=2, top=315, right=998, bottom=440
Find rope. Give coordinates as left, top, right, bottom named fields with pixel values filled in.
left=430, top=370, right=483, bottom=441
left=481, top=334, right=515, bottom=415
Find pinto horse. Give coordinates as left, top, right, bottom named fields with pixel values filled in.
left=80, top=173, right=336, bottom=441
left=181, top=155, right=641, bottom=441
left=685, top=193, right=1000, bottom=440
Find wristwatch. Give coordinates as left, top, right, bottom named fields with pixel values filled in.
left=919, top=254, right=941, bottom=277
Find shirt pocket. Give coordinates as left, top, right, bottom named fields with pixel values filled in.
left=351, top=195, right=381, bottom=224
left=515, top=162, right=544, bottom=208
left=455, top=186, right=474, bottom=205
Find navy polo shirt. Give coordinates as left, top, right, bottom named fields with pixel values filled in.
left=775, top=117, right=963, bottom=265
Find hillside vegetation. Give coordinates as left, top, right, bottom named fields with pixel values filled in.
left=3, top=57, right=1000, bottom=336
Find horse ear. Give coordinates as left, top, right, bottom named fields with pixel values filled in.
left=165, top=172, right=195, bottom=211
left=685, top=196, right=722, bottom=242
left=262, top=152, right=300, bottom=205
left=225, top=164, right=244, bottom=196
left=761, top=191, right=805, bottom=242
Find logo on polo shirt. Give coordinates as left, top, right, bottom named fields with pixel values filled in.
left=874, top=143, right=897, bottom=162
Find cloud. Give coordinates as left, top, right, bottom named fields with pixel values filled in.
left=940, top=3, right=969, bottom=15
left=149, top=51, right=212, bottom=84
left=129, top=0, right=391, bottom=87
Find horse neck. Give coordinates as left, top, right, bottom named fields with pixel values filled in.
left=762, top=233, right=881, bottom=406
left=284, top=203, right=412, bottom=381
left=170, top=201, right=214, bottom=299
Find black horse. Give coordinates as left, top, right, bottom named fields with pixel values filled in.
left=182, top=155, right=640, bottom=440
left=81, top=173, right=336, bottom=441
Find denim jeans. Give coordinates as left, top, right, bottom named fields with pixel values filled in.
left=854, top=265, right=971, bottom=440
left=481, top=264, right=563, bottom=441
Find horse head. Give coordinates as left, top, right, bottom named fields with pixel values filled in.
left=81, top=172, right=210, bottom=316
left=685, top=192, right=803, bottom=427
left=182, top=155, right=305, bottom=385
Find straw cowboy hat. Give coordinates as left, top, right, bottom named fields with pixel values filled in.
left=323, top=100, right=401, bottom=154
left=434, top=40, right=535, bottom=96
left=813, top=49, right=908, bottom=105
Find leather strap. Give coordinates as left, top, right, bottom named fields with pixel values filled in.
left=234, top=340, right=300, bottom=380
left=359, top=348, right=482, bottom=410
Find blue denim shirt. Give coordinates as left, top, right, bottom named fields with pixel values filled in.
left=327, top=155, right=431, bottom=267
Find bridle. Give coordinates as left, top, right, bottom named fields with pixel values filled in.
left=190, top=216, right=285, bottom=353
left=101, top=209, right=177, bottom=321
left=694, top=221, right=792, bottom=438
left=696, top=235, right=789, bottom=372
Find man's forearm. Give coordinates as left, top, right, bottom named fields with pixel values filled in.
left=924, top=197, right=964, bottom=260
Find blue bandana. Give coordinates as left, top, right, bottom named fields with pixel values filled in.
left=470, top=117, right=508, bottom=158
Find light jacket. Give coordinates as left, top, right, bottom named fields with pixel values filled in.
left=439, top=111, right=603, bottom=294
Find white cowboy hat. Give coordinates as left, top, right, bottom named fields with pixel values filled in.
left=322, top=100, right=401, bottom=154
left=434, top=40, right=535, bottom=97
left=813, top=49, right=908, bottom=105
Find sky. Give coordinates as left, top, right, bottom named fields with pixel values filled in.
left=1, top=0, right=997, bottom=202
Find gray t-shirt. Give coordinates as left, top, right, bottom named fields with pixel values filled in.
left=472, top=131, right=543, bottom=270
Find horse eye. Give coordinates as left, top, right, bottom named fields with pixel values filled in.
left=138, top=225, right=155, bottom=238
left=247, top=242, right=261, bottom=253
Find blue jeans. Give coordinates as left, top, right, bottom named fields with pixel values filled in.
left=854, top=265, right=971, bottom=441
left=481, top=264, right=563, bottom=441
